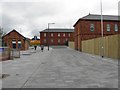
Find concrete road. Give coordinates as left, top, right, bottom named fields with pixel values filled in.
left=2, top=46, right=118, bottom=88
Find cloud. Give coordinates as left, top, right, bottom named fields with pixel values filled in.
left=117, top=2, right=119, bottom=15
left=0, top=0, right=119, bottom=38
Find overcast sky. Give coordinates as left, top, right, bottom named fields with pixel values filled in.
left=0, top=0, right=120, bottom=38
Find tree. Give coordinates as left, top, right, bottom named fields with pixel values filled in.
left=0, top=27, right=6, bottom=38
left=0, top=27, right=6, bottom=46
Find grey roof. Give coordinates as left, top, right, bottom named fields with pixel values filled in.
left=40, top=28, right=74, bottom=33
left=74, top=14, right=120, bottom=27
left=81, top=14, right=119, bottom=21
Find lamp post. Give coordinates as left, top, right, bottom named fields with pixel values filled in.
left=48, top=23, right=55, bottom=51
left=100, top=0, right=104, bottom=58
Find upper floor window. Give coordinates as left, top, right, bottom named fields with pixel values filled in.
left=115, top=24, right=118, bottom=32
left=18, top=40, right=21, bottom=49
left=44, top=33, right=46, bottom=37
left=58, top=33, right=60, bottom=37
left=107, top=24, right=110, bottom=31
left=90, top=24, right=94, bottom=32
left=12, top=40, right=16, bottom=49
left=51, top=33, right=53, bottom=37
left=68, top=33, right=71, bottom=37
left=63, top=33, right=65, bottom=37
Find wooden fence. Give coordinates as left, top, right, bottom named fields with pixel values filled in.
left=68, top=41, right=75, bottom=49
left=82, top=34, right=120, bottom=59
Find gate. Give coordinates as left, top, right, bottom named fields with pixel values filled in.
left=12, top=49, right=20, bottom=58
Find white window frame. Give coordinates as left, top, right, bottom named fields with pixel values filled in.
left=115, top=24, right=118, bottom=32
left=90, top=23, right=94, bottom=32
left=68, top=33, right=71, bottom=37
left=51, top=33, right=54, bottom=37
left=12, top=41, right=16, bottom=44
left=44, top=33, right=46, bottom=37
left=18, top=40, right=21, bottom=44
left=63, top=33, right=65, bottom=37
left=107, top=24, right=110, bottom=31
left=58, top=33, right=60, bottom=37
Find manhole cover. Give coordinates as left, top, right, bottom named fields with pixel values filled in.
left=0, top=74, right=10, bottom=79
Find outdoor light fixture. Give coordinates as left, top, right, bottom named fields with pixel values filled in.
left=48, top=23, right=55, bottom=51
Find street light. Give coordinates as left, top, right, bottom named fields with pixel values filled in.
left=48, top=23, right=55, bottom=51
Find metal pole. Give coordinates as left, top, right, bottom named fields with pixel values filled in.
left=100, top=0, right=104, bottom=58
left=47, top=23, right=55, bottom=51
left=48, top=23, right=49, bottom=51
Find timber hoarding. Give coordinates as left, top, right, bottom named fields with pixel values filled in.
left=82, top=34, right=120, bottom=59
left=68, top=41, right=74, bottom=49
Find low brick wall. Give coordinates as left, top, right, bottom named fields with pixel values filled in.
left=0, top=47, right=11, bottom=61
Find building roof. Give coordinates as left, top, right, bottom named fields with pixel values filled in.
left=74, top=14, right=120, bottom=27
left=2, top=29, right=27, bottom=40
left=40, top=28, right=74, bottom=33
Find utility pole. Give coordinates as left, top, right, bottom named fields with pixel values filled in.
left=47, top=23, right=55, bottom=51
left=100, top=0, right=104, bottom=58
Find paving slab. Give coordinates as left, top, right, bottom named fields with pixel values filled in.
left=2, top=46, right=118, bottom=88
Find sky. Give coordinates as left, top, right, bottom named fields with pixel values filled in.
left=0, top=0, right=120, bottom=38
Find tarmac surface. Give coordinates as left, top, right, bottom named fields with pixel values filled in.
left=2, top=46, right=119, bottom=88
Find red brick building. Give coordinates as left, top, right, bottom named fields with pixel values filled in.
left=40, top=28, right=74, bottom=46
left=74, top=14, right=120, bottom=51
left=2, top=29, right=30, bottom=50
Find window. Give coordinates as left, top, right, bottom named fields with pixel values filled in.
left=44, top=39, right=46, bottom=43
left=63, top=33, right=65, bottom=37
left=90, top=24, right=94, bottom=32
left=115, top=24, right=118, bottom=32
left=107, top=24, right=110, bottom=31
left=51, top=33, right=53, bottom=37
left=34, top=36, right=37, bottom=40
left=58, top=39, right=60, bottom=43
left=58, top=33, right=60, bottom=37
left=18, top=40, right=21, bottom=49
left=68, top=33, right=71, bottom=37
left=12, top=40, right=16, bottom=49
left=44, top=33, right=46, bottom=37
left=66, top=38, right=68, bottom=41
left=51, top=39, right=54, bottom=43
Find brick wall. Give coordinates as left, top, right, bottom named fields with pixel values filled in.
left=40, top=32, right=74, bottom=46
left=74, top=20, right=120, bottom=51
left=3, top=30, right=28, bottom=50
